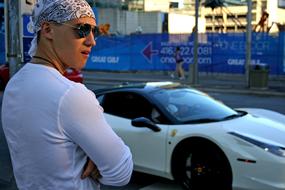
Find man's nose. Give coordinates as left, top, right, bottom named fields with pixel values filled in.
left=85, top=32, right=96, bottom=47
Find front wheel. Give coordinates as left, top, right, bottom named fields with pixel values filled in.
left=173, top=142, right=232, bottom=190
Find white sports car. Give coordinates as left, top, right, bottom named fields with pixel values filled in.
left=94, top=82, right=285, bottom=190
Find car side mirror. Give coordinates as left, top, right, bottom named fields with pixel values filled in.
left=131, top=117, right=161, bottom=132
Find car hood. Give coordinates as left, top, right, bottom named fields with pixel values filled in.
left=224, top=111, right=285, bottom=147
left=237, top=108, right=285, bottom=125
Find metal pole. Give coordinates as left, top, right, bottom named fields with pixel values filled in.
left=245, top=0, right=252, bottom=87
left=5, top=0, right=21, bottom=77
left=189, top=0, right=199, bottom=85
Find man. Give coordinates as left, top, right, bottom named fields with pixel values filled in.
left=174, top=46, right=185, bottom=80
left=1, top=0, right=133, bottom=189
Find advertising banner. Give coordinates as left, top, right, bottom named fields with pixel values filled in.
left=85, top=33, right=285, bottom=75
left=17, top=15, right=285, bottom=76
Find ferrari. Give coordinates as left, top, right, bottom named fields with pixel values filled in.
left=94, top=81, right=285, bottom=190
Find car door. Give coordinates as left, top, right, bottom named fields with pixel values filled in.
left=98, top=91, right=169, bottom=174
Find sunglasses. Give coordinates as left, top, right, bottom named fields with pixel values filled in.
left=60, top=23, right=101, bottom=40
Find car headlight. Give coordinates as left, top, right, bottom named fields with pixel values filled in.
left=229, top=132, right=285, bottom=157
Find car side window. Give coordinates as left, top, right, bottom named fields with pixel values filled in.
left=100, top=92, right=153, bottom=120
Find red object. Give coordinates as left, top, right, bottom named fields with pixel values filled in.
left=0, top=64, right=84, bottom=90
left=63, top=68, right=84, bottom=83
left=0, top=64, right=10, bottom=90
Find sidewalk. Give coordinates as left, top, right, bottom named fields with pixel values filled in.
left=82, top=70, right=285, bottom=97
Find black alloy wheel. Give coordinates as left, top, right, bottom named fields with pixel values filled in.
left=174, top=142, right=232, bottom=190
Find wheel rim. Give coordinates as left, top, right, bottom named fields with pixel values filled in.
left=181, top=150, right=231, bottom=190
left=186, top=153, right=212, bottom=185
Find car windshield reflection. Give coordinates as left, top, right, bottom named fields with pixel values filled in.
left=152, top=88, right=240, bottom=123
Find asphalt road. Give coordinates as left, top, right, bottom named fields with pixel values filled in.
left=1, top=85, right=285, bottom=190
left=209, top=92, right=285, bottom=115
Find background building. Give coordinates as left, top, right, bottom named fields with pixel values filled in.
left=95, top=0, right=285, bottom=34
left=200, top=0, right=285, bottom=33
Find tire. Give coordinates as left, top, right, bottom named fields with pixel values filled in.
left=173, top=141, right=232, bottom=190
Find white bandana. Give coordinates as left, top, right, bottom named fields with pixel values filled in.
left=28, top=0, right=96, bottom=57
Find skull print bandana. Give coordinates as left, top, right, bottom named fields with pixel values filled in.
left=28, top=0, right=95, bottom=57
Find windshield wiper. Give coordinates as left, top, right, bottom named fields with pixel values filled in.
left=220, top=113, right=241, bottom=121
left=183, top=112, right=246, bottom=124
left=184, top=118, right=222, bottom=124
left=184, top=113, right=244, bottom=124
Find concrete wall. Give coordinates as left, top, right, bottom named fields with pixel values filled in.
left=98, top=7, right=210, bottom=35
left=168, top=13, right=206, bottom=33
left=97, top=8, right=163, bottom=34
left=125, top=11, right=139, bottom=34
left=97, top=8, right=122, bottom=34
left=144, top=0, right=170, bottom=12
left=138, top=11, right=163, bottom=33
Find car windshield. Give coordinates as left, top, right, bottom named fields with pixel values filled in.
left=152, top=88, right=240, bottom=123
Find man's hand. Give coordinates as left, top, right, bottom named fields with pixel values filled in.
left=81, top=158, right=102, bottom=180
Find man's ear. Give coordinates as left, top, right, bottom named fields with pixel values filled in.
left=40, top=22, right=53, bottom=40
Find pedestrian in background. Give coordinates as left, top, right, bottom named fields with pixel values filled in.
left=174, top=46, right=185, bottom=80
left=1, top=0, right=133, bottom=190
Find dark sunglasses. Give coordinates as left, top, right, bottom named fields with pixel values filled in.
left=61, top=23, right=100, bottom=39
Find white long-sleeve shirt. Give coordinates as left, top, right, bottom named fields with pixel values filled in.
left=2, top=63, right=133, bottom=190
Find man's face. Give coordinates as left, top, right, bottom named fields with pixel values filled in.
left=52, top=17, right=96, bottom=70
